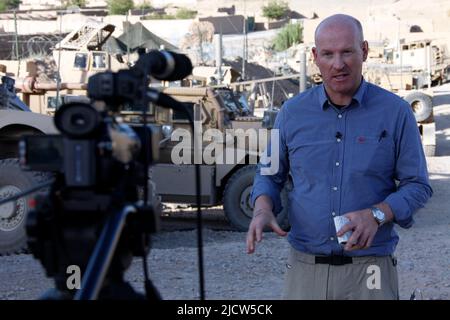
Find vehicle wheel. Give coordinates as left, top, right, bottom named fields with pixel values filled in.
left=223, top=165, right=290, bottom=232
left=404, top=92, right=433, bottom=122
left=423, top=145, right=436, bottom=157
left=0, top=159, right=50, bottom=255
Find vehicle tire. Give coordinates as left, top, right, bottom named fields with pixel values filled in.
left=223, top=165, right=290, bottom=232
left=404, top=92, right=433, bottom=122
left=0, top=158, right=50, bottom=255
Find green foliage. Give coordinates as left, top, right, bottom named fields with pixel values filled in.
left=0, top=0, right=21, bottom=12
left=62, top=0, right=86, bottom=8
left=107, top=0, right=134, bottom=15
left=175, top=8, right=197, bottom=19
left=142, top=13, right=176, bottom=20
left=138, top=1, right=153, bottom=10
left=262, top=1, right=289, bottom=20
left=273, top=23, right=303, bottom=52
left=142, top=8, right=196, bottom=20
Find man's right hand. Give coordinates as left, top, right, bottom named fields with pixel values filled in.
left=246, top=208, right=287, bottom=254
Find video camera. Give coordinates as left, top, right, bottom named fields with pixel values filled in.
left=18, top=50, right=194, bottom=300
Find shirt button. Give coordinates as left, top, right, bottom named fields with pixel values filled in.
left=338, top=114, right=343, bottom=119
left=332, top=211, right=336, bottom=216
left=337, top=138, right=341, bottom=143
left=332, top=186, right=338, bottom=191
left=335, top=162, right=340, bottom=166
left=330, top=237, right=335, bottom=241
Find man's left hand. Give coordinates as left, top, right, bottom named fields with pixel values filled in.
left=336, top=209, right=378, bottom=251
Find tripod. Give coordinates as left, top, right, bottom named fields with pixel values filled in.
left=27, top=184, right=161, bottom=300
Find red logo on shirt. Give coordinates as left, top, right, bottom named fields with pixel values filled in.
left=357, top=136, right=366, bottom=143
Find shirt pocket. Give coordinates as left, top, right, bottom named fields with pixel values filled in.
left=349, top=134, right=395, bottom=175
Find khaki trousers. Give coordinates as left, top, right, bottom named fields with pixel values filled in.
left=283, top=247, right=399, bottom=300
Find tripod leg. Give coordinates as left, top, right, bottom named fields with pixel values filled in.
left=74, top=205, right=136, bottom=300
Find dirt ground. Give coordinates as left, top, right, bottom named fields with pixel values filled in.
left=0, top=87, right=449, bottom=300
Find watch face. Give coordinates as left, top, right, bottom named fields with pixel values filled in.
left=372, top=208, right=385, bottom=224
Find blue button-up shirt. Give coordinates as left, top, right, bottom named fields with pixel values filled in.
left=251, top=79, right=433, bottom=257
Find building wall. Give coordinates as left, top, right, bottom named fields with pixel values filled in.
left=8, top=0, right=450, bottom=47
left=0, top=13, right=193, bottom=47
left=19, top=0, right=196, bottom=10
left=19, top=1, right=107, bottom=10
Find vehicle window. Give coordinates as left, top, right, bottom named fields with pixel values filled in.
left=74, top=53, right=88, bottom=69
left=92, top=52, right=107, bottom=69
left=218, top=90, right=240, bottom=113
left=237, top=94, right=251, bottom=115
left=121, top=102, right=154, bottom=114
left=47, top=96, right=63, bottom=110
left=172, top=102, right=194, bottom=121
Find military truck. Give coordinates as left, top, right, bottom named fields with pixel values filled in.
left=0, top=74, right=58, bottom=255
left=5, top=20, right=288, bottom=235
left=121, top=86, right=290, bottom=231
left=20, top=82, right=287, bottom=233
left=11, top=19, right=288, bottom=232
left=362, top=38, right=444, bottom=156
left=2, top=75, right=286, bottom=256
left=53, top=21, right=128, bottom=84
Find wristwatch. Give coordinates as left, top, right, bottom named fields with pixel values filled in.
left=371, top=207, right=386, bottom=226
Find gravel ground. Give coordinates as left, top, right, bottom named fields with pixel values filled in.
left=1, top=91, right=450, bottom=300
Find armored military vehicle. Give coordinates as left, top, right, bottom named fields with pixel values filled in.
left=362, top=38, right=444, bottom=156
left=6, top=20, right=287, bottom=233
left=53, top=21, right=128, bottom=84
left=121, top=86, right=289, bottom=231
left=0, top=74, right=58, bottom=255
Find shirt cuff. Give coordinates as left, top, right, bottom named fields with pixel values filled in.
left=250, top=186, right=283, bottom=215
left=384, top=193, right=414, bottom=228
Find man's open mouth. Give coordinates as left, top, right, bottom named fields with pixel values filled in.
left=333, top=74, right=349, bottom=81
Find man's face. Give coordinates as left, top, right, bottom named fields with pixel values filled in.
left=312, top=24, right=368, bottom=101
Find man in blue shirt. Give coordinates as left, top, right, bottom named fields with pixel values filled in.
left=247, top=14, right=432, bottom=299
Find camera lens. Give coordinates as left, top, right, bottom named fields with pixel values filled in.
left=55, top=103, right=101, bottom=138
left=71, top=114, right=87, bottom=127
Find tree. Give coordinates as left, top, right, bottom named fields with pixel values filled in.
left=180, top=21, right=214, bottom=65
left=176, top=8, right=197, bottom=19
left=273, top=23, right=303, bottom=51
left=62, top=0, right=87, bottom=8
left=138, top=1, right=153, bottom=10
left=262, top=1, right=289, bottom=21
left=107, top=0, right=134, bottom=15
left=0, top=0, right=21, bottom=12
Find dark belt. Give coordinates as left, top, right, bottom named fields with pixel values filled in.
left=315, top=255, right=353, bottom=266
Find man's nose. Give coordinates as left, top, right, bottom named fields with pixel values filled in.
left=332, top=55, right=345, bottom=70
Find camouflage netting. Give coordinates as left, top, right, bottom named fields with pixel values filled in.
left=115, top=22, right=179, bottom=53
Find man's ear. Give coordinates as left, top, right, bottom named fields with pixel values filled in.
left=312, top=47, right=318, bottom=64
left=362, top=41, right=369, bottom=61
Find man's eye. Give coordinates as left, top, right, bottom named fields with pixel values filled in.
left=322, top=52, right=332, bottom=57
left=343, top=51, right=353, bottom=56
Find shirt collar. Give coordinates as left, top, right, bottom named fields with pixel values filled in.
left=319, top=77, right=367, bottom=110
